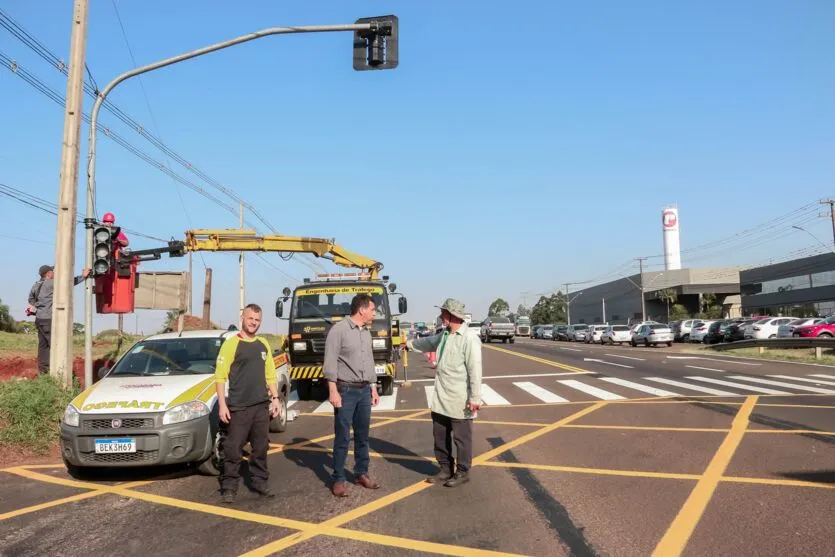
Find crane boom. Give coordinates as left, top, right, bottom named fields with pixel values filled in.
left=182, top=229, right=384, bottom=279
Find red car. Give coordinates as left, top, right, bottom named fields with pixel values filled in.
left=794, top=316, right=835, bottom=337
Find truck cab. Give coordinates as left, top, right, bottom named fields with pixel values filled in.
left=276, top=273, right=407, bottom=399
left=515, top=316, right=531, bottom=337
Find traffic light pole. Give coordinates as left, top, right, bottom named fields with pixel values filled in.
left=83, top=19, right=396, bottom=386
left=52, top=0, right=89, bottom=388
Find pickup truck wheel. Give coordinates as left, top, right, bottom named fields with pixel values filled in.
left=509, top=337, right=515, bottom=344
left=631, top=340, right=637, bottom=347
left=269, top=393, right=288, bottom=433
left=666, top=342, right=673, bottom=347
left=380, top=376, right=394, bottom=396
left=197, top=429, right=224, bottom=476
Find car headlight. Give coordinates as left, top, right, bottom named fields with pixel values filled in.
left=292, top=341, right=307, bottom=352
left=162, top=401, right=209, bottom=425
left=372, top=338, right=386, bottom=350
left=63, top=405, right=80, bottom=427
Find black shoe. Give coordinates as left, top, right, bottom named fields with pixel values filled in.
left=220, top=490, right=236, bottom=504
left=427, top=468, right=454, bottom=484
left=252, top=485, right=275, bottom=498
left=444, top=471, right=470, bottom=488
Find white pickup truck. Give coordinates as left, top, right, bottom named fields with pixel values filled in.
left=481, top=316, right=516, bottom=344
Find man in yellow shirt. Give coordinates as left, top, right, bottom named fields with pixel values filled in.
left=215, top=303, right=281, bottom=504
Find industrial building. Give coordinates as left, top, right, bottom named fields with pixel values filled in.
left=740, top=253, right=835, bottom=316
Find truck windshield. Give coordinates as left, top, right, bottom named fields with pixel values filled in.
left=517, top=317, right=530, bottom=324
left=293, top=287, right=388, bottom=320
left=110, top=337, right=224, bottom=376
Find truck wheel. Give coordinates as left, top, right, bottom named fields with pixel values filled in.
left=269, top=393, right=288, bottom=433
left=296, top=380, right=313, bottom=401
left=380, top=376, right=394, bottom=396
left=502, top=338, right=507, bottom=344
left=197, top=429, right=224, bottom=476
left=509, top=337, right=515, bottom=344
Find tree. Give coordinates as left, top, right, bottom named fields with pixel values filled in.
left=669, top=303, right=690, bottom=320
left=658, top=288, right=677, bottom=321
left=72, top=322, right=84, bottom=335
left=516, top=304, right=531, bottom=317
left=488, top=298, right=510, bottom=316
left=0, top=298, right=15, bottom=333
left=530, top=292, right=567, bottom=326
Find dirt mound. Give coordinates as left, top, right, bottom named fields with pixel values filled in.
left=0, top=356, right=114, bottom=389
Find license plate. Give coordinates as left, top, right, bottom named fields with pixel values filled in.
left=374, top=364, right=387, bottom=375
left=95, top=438, right=136, bottom=454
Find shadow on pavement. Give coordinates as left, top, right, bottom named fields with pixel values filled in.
left=779, top=470, right=835, bottom=485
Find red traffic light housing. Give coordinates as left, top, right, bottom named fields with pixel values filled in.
left=353, top=15, right=398, bottom=71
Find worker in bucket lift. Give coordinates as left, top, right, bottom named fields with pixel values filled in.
left=102, top=212, right=129, bottom=250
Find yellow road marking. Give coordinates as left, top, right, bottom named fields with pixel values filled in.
left=320, top=527, right=531, bottom=557
left=484, top=344, right=591, bottom=373
left=481, top=461, right=701, bottom=480
left=475, top=402, right=608, bottom=464
left=400, top=417, right=549, bottom=427
left=284, top=445, right=435, bottom=463
left=756, top=403, right=835, bottom=409
left=0, top=491, right=104, bottom=521
left=652, top=395, right=758, bottom=557
left=565, top=424, right=727, bottom=433
left=723, top=476, right=835, bottom=489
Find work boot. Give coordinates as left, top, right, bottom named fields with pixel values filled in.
left=220, top=490, right=236, bottom=504
left=443, top=471, right=470, bottom=488
left=426, top=467, right=454, bottom=484
left=331, top=481, right=349, bottom=497
left=251, top=485, right=275, bottom=498
left=354, top=474, right=380, bottom=489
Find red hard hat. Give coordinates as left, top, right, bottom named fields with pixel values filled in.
left=102, top=212, right=115, bottom=223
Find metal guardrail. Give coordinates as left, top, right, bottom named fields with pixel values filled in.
left=707, top=337, right=835, bottom=351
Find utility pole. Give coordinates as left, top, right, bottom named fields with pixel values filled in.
left=820, top=199, right=835, bottom=248
left=52, top=0, right=89, bottom=388
left=202, top=268, right=213, bottom=329
left=602, top=297, right=606, bottom=323
left=635, top=257, right=648, bottom=322
left=239, top=202, right=245, bottom=324
left=564, top=283, right=571, bottom=324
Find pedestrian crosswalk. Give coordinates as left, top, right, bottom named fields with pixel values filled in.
left=298, top=373, right=835, bottom=413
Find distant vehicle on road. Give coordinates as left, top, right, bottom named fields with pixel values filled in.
left=566, top=324, right=589, bottom=342
left=631, top=323, right=674, bottom=347
left=481, top=316, right=515, bottom=344
left=515, top=316, right=531, bottom=337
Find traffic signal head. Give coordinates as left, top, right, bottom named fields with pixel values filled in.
left=93, top=225, right=114, bottom=276
left=353, top=15, right=398, bottom=71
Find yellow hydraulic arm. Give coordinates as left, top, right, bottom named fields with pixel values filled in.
left=182, top=229, right=384, bottom=279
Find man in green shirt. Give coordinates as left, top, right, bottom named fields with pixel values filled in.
left=406, top=298, right=482, bottom=487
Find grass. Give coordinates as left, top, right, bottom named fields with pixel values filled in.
left=0, top=374, right=80, bottom=453
left=685, top=343, right=835, bottom=364
left=0, top=330, right=140, bottom=358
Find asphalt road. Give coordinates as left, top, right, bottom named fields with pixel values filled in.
left=1, top=337, right=833, bottom=556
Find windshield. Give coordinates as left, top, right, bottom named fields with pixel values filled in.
left=612, top=325, right=629, bottom=331
left=517, top=317, right=530, bottom=324
left=293, top=285, right=388, bottom=320
left=110, top=337, right=224, bottom=376
left=490, top=317, right=510, bottom=323
left=650, top=324, right=670, bottom=331
left=574, top=325, right=589, bottom=330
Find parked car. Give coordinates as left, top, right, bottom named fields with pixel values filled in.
left=600, top=325, right=632, bottom=345
left=566, top=324, right=590, bottom=342
left=631, top=323, right=674, bottom=347
left=553, top=324, right=569, bottom=341
left=689, top=320, right=716, bottom=343
left=481, top=316, right=516, bottom=344
left=777, top=317, right=824, bottom=338
left=585, top=324, right=608, bottom=344
left=703, top=320, right=735, bottom=344
left=531, top=325, right=544, bottom=339
left=724, top=319, right=754, bottom=342
left=794, top=315, right=835, bottom=337
left=674, top=319, right=697, bottom=342
left=745, top=317, right=796, bottom=340
left=540, top=324, right=554, bottom=340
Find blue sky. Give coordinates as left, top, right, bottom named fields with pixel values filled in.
left=1, top=0, right=833, bottom=334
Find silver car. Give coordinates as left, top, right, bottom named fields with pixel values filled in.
left=601, top=325, right=632, bottom=344
left=567, top=324, right=589, bottom=341
left=631, top=324, right=674, bottom=347
left=777, top=317, right=824, bottom=338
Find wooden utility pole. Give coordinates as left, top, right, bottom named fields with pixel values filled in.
left=202, top=268, right=213, bottom=329
left=821, top=199, right=835, bottom=248
left=51, top=0, right=90, bottom=387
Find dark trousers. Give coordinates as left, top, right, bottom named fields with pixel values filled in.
left=332, top=384, right=371, bottom=483
left=35, top=318, right=51, bottom=373
left=220, top=403, right=270, bottom=493
left=432, top=411, right=473, bottom=473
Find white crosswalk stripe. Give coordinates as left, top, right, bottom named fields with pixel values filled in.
left=480, top=384, right=511, bottom=405
left=599, top=377, right=680, bottom=397
left=769, top=375, right=835, bottom=387
left=727, top=376, right=835, bottom=394
left=685, top=376, right=790, bottom=395
left=644, top=377, right=736, bottom=396
left=513, top=381, right=568, bottom=403
left=294, top=373, right=834, bottom=412
left=558, top=379, right=626, bottom=400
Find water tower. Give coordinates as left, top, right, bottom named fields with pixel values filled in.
left=662, top=205, right=682, bottom=270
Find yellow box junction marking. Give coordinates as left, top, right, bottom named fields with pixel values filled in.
left=652, top=395, right=758, bottom=557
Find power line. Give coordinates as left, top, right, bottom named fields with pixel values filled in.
left=0, top=8, right=325, bottom=274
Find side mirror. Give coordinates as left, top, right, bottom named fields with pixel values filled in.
left=97, top=366, right=110, bottom=380
left=275, top=300, right=284, bottom=318
left=398, top=297, right=407, bottom=314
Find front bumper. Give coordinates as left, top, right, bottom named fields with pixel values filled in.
left=648, top=334, right=674, bottom=343
left=485, top=330, right=514, bottom=337
left=290, top=362, right=396, bottom=380
left=60, top=412, right=213, bottom=468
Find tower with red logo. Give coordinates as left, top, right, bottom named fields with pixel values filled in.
left=662, top=205, right=682, bottom=270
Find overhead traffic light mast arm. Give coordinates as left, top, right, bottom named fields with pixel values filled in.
left=182, top=229, right=384, bottom=278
